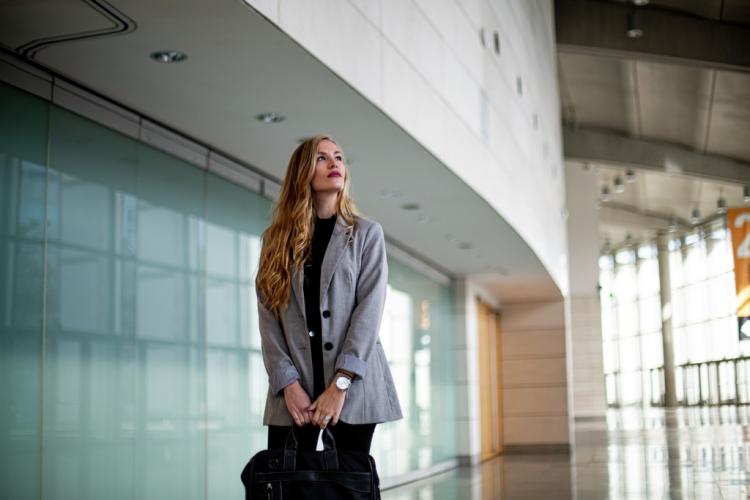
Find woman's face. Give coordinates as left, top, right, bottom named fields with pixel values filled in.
left=310, top=139, right=346, bottom=194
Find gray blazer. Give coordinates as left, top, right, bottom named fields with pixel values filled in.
left=257, top=215, right=403, bottom=426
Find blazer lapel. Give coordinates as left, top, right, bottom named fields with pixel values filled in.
left=319, top=216, right=353, bottom=304
left=291, top=266, right=306, bottom=324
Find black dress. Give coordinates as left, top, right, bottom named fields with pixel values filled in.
left=303, top=214, right=337, bottom=399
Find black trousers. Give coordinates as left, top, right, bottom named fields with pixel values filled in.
left=268, top=422, right=376, bottom=454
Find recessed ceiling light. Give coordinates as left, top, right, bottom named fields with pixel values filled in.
left=380, top=189, right=402, bottom=199
left=401, top=203, right=420, bottom=211
left=614, top=176, right=625, bottom=193
left=458, top=242, right=473, bottom=250
left=691, top=208, right=701, bottom=225
left=626, top=13, right=643, bottom=38
left=668, top=216, right=678, bottom=233
left=150, top=50, right=188, bottom=63
left=626, top=27, right=643, bottom=38
left=717, top=196, right=727, bottom=214
left=255, top=112, right=285, bottom=124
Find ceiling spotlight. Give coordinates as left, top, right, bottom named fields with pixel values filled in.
left=401, top=203, right=420, bottom=211
left=744, top=186, right=750, bottom=203
left=717, top=196, right=727, bottom=214
left=626, top=12, right=643, bottom=39
left=600, top=186, right=610, bottom=202
left=668, top=215, right=678, bottom=233
left=255, top=112, right=285, bottom=124
left=150, top=50, right=188, bottom=63
left=691, top=208, right=701, bottom=225
left=626, top=169, right=637, bottom=183
left=458, top=242, right=473, bottom=250
left=614, top=176, right=625, bottom=193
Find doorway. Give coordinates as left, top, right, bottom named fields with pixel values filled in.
left=477, top=299, right=503, bottom=460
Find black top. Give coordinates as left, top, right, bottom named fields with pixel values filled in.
left=303, top=214, right=337, bottom=398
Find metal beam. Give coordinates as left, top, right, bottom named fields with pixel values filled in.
left=555, top=0, right=750, bottom=72
left=564, top=127, right=750, bottom=184
left=599, top=203, right=678, bottom=231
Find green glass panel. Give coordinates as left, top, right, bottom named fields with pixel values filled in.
left=0, top=82, right=48, bottom=500
left=44, top=106, right=206, bottom=500
left=204, top=174, right=272, bottom=500
left=374, top=257, right=456, bottom=476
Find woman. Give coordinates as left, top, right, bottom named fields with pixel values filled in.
left=255, top=134, right=402, bottom=454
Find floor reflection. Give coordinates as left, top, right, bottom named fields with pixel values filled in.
left=383, top=407, right=750, bottom=499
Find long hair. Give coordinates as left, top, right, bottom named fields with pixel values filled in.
left=255, top=134, right=360, bottom=314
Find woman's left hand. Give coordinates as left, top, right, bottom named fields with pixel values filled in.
left=309, top=384, right=346, bottom=429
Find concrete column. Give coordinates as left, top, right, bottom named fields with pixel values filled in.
left=502, top=299, right=571, bottom=451
left=564, top=162, right=608, bottom=419
left=452, top=277, right=482, bottom=464
left=656, top=232, right=677, bottom=407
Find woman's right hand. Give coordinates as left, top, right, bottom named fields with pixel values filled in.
left=283, top=380, right=312, bottom=426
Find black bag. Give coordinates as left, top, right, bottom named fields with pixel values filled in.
left=241, top=428, right=381, bottom=499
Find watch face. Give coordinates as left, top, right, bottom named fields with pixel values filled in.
left=336, top=377, right=351, bottom=390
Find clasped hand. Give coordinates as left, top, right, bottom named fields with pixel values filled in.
left=283, top=380, right=346, bottom=429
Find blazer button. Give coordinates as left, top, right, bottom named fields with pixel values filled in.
left=322, top=310, right=331, bottom=318
left=308, top=330, right=315, bottom=337
left=324, top=342, right=334, bottom=351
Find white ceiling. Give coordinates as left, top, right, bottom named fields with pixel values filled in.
left=621, top=0, right=750, bottom=23
left=559, top=53, right=750, bottom=163
left=579, top=161, right=744, bottom=246
left=0, top=0, right=562, bottom=302
left=557, top=0, right=750, bottom=248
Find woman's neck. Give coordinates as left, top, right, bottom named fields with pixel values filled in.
left=314, top=193, right=338, bottom=219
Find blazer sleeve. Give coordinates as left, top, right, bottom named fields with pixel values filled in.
left=257, top=288, right=300, bottom=395
left=334, top=222, right=388, bottom=380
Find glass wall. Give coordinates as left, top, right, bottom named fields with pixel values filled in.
left=374, top=259, right=455, bottom=478
left=670, top=222, right=741, bottom=404
left=0, top=81, right=456, bottom=499
left=600, top=244, right=663, bottom=406
left=600, top=219, right=740, bottom=407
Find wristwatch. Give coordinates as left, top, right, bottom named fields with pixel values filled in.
left=335, top=375, right=352, bottom=391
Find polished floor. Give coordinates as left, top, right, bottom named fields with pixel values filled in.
left=383, top=407, right=750, bottom=499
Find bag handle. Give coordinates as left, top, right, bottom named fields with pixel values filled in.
left=282, top=427, right=339, bottom=471
left=321, top=428, right=339, bottom=471
left=282, top=427, right=298, bottom=470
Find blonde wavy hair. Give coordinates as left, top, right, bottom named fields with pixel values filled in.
left=256, top=135, right=360, bottom=314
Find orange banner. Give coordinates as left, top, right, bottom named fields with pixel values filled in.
left=729, top=208, right=750, bottom=339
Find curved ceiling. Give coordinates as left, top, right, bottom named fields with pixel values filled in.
left=0, top=0, right=562, bottom=302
